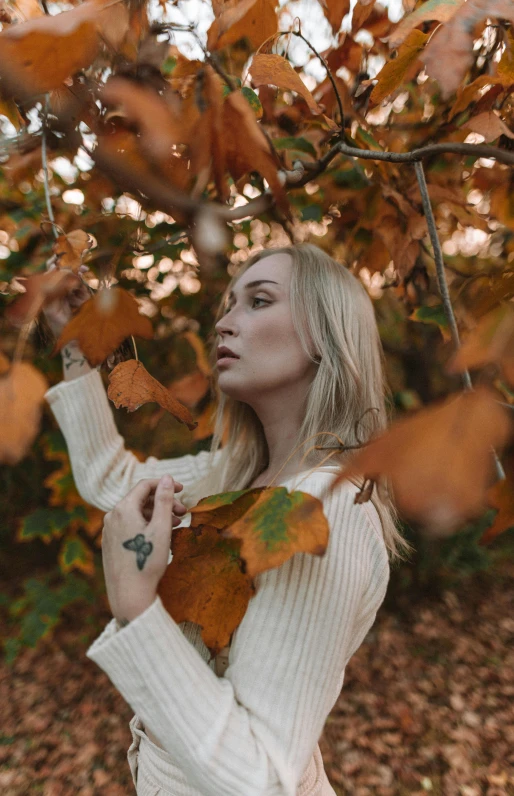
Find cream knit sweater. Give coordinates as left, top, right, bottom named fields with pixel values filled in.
left=45, top=370, right=390, bottom=796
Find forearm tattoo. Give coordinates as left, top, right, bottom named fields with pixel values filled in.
left=62, top=346, right=87, bottom=370
left=122, top=533, right=154, bottom=571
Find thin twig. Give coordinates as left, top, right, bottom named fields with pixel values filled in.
left=41, top=95, right=57, bottom=239
left=290, top=29, right=345, bottom=133
left=414, top=159, right=506, bottom=482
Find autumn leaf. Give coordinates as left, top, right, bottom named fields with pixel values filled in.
left=447, top=303, right=514, bottom=387
left=422, top=0, right=514, bottom=99
left=352, top=0, right=377, bottom=34
left=331, top=387, right=513, bottom=535
left=481, top=462, right=514, bottom=544
left=190, top=486, right=329, bottom=578
left=107, top=359, right=197, bottom=430
left=55, top=288, right=153, bottom=367
left=158, top=523, right=255, bottom=656
left=5, top=269, right=81, bottom=327
left=497, top=28, right=514, bottom=86
left=463, top=111, right=514, bottom=143
left=0, top=353, right=48, bottom=465
left=58, top=533, right=95, bottom=576
left=0, top=0, right=129, bottom=99
left=159, top=484, right=329, bottom=654
left=250, top=54, right=323, bottom=115
left=371, top=30, right=428, bottom=104
left=318, top=0, right=351, bottom=34
left=207, top=0, right=278, bottom=52
left=448, top=75, right=503, bottom=121
left=409, top=304, right=451, bottom=342
left=223, top=90, right=290, bottom=217
left=52, top=230, right=93, bottom=272
left=387, top=0, right=465, bottom=48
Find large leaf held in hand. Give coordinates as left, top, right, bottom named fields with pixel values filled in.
left=158, top=525, right=255, bottom=657
left=107, top=359, right=197, bottom=430
left=159, top=485, right=330, bottom=655
left=55, top=287, right=153, bottom=366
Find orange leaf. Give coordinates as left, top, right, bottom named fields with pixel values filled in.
left=55, top=288, right=153, bottom=367
left=351, top=0, right=376, bottom=34
left=5, top=269, right=81, bottom=328
left=331, top=387, right=513, bottom=535
left=370, top=30, right=428, bottom=104
left=207, top=0, right=278, bottom=52
left=0, top=357, right=48, bottom=465
left=158, top=524, right=255, bottom=656
left=447, top=303, right=514, bottom=388
left=387, top=0, right=465, bottom=48
left=319, top=0, right=351, bottom=34
left=250, top=54, right=323, bottom=115
left=0, top=0, right=129, bottom=99
left=107, top=359, right=197, bottom=430
left=497, top=28, right=514, bottom=86
left=53, top=230, right=93, bottom=272
left=463, top=111, right=514, bottom=143
left=168, top=370, right=210, bottom=408
left=481, top=464, right=514, bottom=544
left=223, top=90, right=289, bottom=217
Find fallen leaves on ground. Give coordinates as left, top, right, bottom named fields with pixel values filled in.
left=2, top=553, right=513, bottom=795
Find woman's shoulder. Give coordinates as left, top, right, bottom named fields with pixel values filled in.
left=290, top=468, right=385, bottom=549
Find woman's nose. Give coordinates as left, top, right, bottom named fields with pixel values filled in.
left=215, top=313, right=236, bottom=336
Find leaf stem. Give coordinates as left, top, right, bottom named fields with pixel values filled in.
left=41, top=95, right=57, bottom=240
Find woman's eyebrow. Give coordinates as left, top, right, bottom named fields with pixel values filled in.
left=228, top=279, right=279, bottom=299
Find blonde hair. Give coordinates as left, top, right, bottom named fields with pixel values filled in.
left=187, top=243, right=413, bottom=564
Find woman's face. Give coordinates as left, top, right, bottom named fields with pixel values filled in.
left=214, top=253, right=318, bottom=406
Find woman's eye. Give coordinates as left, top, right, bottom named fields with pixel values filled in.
left=252, top=297, right=269, bottom=308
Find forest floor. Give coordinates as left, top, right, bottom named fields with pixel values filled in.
left=1, top=548, right=513, bottom=796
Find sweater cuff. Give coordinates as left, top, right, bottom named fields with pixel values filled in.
left=45, top=368, right=103, bottom=407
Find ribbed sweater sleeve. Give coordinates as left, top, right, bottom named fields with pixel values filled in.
left=45, top=370, right=221, bottom=511
left=85, top=475, right=390, bottom=796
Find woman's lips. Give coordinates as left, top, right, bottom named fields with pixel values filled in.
left=217, top=356, right=239, bottom=366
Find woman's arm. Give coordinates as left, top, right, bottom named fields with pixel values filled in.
left=85, top=476, right=390, bottom=796
left=45, top=368, right=220, bottom=511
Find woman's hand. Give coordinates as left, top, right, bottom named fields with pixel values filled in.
left=42, top=264, right=92, bottom=338
left=101, top=476, right=188, bottom=623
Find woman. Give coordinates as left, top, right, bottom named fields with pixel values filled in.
left=44, top=244, right=411, bottom=796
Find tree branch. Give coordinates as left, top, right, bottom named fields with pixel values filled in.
left=414, top=159, right=506, bottom=482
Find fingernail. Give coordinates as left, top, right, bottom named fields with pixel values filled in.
left=162, top=475, right=173, bottom=488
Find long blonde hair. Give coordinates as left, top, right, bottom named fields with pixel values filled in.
left=187, top=243, right=413, bottom=564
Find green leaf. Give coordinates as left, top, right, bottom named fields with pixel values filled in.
left=161, top=56, right=177, bottom=75
left=18, top=506, right=88, bottom=543
left=409, top=304, right=449, bottom=337
left=273, top=136, right=317, bottom=158
left=300, top=205, right=323, bottom=222
left=241, top=86, right=263, bottom=117
left=59, top=534, right=93, bottom=574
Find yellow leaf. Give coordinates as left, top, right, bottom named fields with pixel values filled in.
left=371, top=30, right=428, bottom=104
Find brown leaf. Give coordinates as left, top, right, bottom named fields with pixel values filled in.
left=158, top=523, right=255, bottom=656
left=5, top=270, right=81, bottom=328
left=331, top=387, right=513, bottom=534
left=497, top=27, right=514, bottom=86
left=481, top=462, right=514, bottom=544
left=168, top=370, right=210, bottom=408
left=319, top=0, right=351, bottom=34
left=207, top=0, right=278, bottom=52
left=448, top=75, right=503, bottom=120
left=107, top=359, right=197, bottom=430
left=387, top=0, right=465, bottom=48
left=371, top=30, right=428, bottom=104
left=0, top=356, right=48, bottom=465
left=447, top=303, right=514, bottom=388
left=55, top=288, right=153, bottom=367
left=463, top=111, right=514, bottom=143
left=352, top=0, right=376, bottom=34
left=223, top=90, right=290, bottom=217
left=53, top=230, right=93, bottom=272
left=0, top=0, right=129, bottom=99
left=422, top=0, right=514, bottom=99
left=250, top=54, right=323, bottom=115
